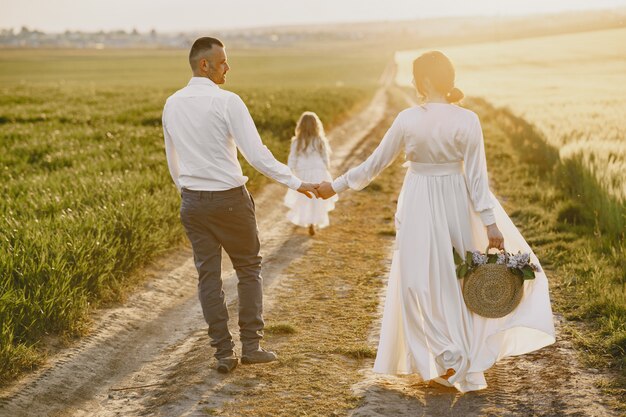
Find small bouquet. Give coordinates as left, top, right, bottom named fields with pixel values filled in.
left=453, top=248, right=542, bottom=280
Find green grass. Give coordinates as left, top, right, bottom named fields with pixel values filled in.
left=0, top=47, right=387, bottom=383
left=265, top=323, right=297, bottom=335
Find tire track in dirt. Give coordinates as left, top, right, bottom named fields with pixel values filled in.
left=0, top=63, right=395, bottom=417
left=348, top=89, right=618, bottom=417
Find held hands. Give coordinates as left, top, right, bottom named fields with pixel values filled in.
left=297, top=182, right=320, bottom=199
left=315, top=181, right=336, bottom=200
left=296, top=181, right=336, bottom=200
left=486, top=223, right=504, bottom=250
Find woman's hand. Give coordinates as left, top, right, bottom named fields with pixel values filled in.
left=316, top=181, right=337, bottom=200
left=486, top=223, right=504, bottom=250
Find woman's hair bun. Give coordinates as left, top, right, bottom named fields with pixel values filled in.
left=446, top=87, right=464, bottom=103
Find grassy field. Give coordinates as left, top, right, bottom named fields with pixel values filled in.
left=396, top=27, right=626, bottom=245
left=0, top=47, right=388, bottom=382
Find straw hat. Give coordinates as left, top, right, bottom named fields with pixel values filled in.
left=462, top=264, right=524, bottom=318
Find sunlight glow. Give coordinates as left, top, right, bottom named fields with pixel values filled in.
left=2, top=0, right=626, bottom=32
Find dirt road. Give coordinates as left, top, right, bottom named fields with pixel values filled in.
left=0, top=66, right=618, bottom=417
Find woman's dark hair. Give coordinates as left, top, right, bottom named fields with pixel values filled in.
left=412, top=51, right=464, bottom=103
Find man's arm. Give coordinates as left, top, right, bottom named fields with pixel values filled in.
left=225, top=94, right=319, bottom=197
left=225, top=95, right=300, bottom=188
left=163, top=116, right=181, bottom=192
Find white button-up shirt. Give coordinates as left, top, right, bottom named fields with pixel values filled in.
left=163, top=77, right=301, bottom=192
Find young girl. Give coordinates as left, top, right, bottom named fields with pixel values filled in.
left=284, top=111, right=338, bottom=236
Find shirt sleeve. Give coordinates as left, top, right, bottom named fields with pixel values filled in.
left=464, top=114, right=495, bottom=226
left=331, top=114, right=405, bottom=193
left=226, top=94, right=302, bottom=190
left=162, top=109, right=181, bottom=192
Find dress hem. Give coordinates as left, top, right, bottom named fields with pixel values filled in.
left=371, top=325, right=556, bottom=393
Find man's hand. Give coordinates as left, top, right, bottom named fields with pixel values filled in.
left=316, top=181, right=336, bottom=200
left=298, top=182, right=320, bottom=199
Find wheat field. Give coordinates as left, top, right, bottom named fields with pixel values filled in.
left=396, top=27, right=626, bottom=201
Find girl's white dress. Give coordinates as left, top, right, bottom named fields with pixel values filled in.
left=284, top=141, right=339, bottom=228
left=332, top=103, right=555, bottom=393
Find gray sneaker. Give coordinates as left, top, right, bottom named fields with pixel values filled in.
left=241, top=348, right=278, bottom=365
left=216, top=357, right=238, bottom=374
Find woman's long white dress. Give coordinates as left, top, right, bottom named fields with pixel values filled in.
left=284, top=141, right=338, bottom=228
left=332, top=103, right=555, bottom=393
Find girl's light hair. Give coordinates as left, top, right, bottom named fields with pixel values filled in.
left=292, top=111, right=331, bottom=165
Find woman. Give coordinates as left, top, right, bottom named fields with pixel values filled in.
left=317, top=51, right=555, bottom=392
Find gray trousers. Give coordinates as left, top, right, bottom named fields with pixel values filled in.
left=180, top=186, right=263, bottom=359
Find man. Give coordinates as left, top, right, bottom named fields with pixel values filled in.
left=163, top=37, right=318, bottom=374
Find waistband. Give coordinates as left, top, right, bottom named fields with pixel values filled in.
left=406, top=161, right=464, bottom=176
left=181, top=185, right=246, bottom=198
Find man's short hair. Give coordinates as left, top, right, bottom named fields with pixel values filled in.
left=189, top=37, right=224, bottom=69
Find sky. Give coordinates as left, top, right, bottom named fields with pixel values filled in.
left=2, top=0, right=626, bottom=32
